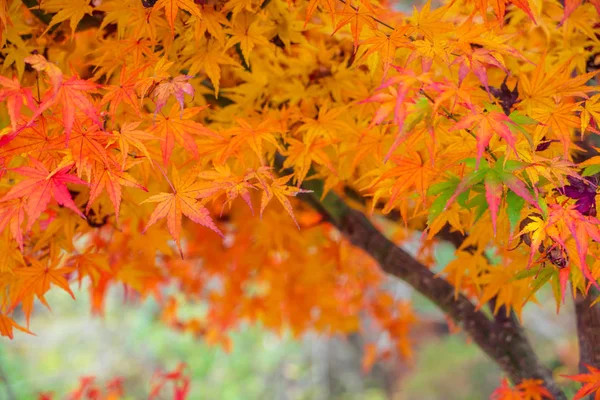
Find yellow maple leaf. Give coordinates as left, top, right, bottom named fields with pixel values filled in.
left=39, top=0, right=93, bottom=34
left=226, top=12, right=271, bottom=66
left=577, top=93, right=600, bottom=134
left=153, top=0, right=202, bottom=32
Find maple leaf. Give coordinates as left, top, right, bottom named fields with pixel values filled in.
left=441, top=251, right=487, bottom=298
left=39, top=0, right=94, bottom=34
left=478, top=261, right=532, bottom=319
left=491, top=378, right=553, bottom=400
left=485, top=171, right=503, bottom=235
left=136, top=58, right=175, bottom=105
left=489, top=78, right=520, bottom=115
left=305, top=0, right=337, bottom=25
left=260, top=174, right=311, bottom=229
left=563, top=175, right=598, bottom=216
left=520, top=204, right=600, bottom=290
left=225, top=117, right=282, bottom=163
left=86, top=159, right=148, bottom=225
left=332, top=1, right=378, bottom=50
left=101, top=64, right=149, bottom=118
left=153, top=0, right=202, bottom=32
left=531, top=102, right=581, bottom=157
left=365, top=150, right=439, bottom=219
left=0, top=238, right=25, bottom=273
left=33, top=75, right=103, bottom=145
left=282, top=137, right=336, bottom=186
left=149, top=362, right=191, bottom=400
left=2, top=159, right=86, bottom=230
left=565, top=364, right=600, bottom=400
left=450, top=107, right=517, bottom=168
left=151, top=105, right=219, bottom=165
left=195, top=165, right=257, bottom=211
left=560, top=0, right=582, bottom=25
left=143, top=167, right=223, bottom=256
left=359, top=28, right=413, bottom=75
left=519, top=58, right=598, bottom=112
left=472, top=0, right=536, bottom=24
left=69, top=252, right=111, bottom=287
left=577, top=93, right=600, bottom=134
left=12, top=255, right=75, bottom=324
left=408, top=0, right=452, bottom=40
left=0, top=199, right=27, bottom=250
left=109, top=121, right=156, bottom=169
left=360, top=69, right=437, bottom=160
left=185, top=39, right=238, bottom=96
left=24, top=54, right=63, bottom=95
left=0, top=313, right=33, bottom=339
left=61, top=120, right=112, bottom=178
left=0, top=75, right=35, bottom=130
left=153, top=75, right=194, bottom=117
left=297, top=103, right=352, bottom=142
left=226, top=12, right=271, bottom=66
left=455, top=49, right=508, bottom=94
left=192, top=6, right=230, bottom=45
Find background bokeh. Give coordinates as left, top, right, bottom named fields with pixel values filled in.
left=0, top=243, right=583, bottom=399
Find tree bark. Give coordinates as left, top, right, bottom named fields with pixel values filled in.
left=575, top=288, right=600, bottom=371
left=572, top=135, right=600, bottom=396
left=286, top=161, right=566, bottom=399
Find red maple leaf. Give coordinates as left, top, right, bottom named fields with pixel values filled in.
left=2, top=159, right=86, bottom=230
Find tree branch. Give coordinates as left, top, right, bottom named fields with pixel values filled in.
left=575, top=288, right=600, bottom=369
left=278, top=156, right=565, bottom=399
left=572, top=135, right=600, bottom=381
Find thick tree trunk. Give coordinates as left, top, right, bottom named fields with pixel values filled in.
left=283, top=160, right=566, bottom=399
left=576, top=289, right=600, bottom=371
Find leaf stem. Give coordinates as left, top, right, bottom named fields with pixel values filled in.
left=151, top=159, right=176, bottom=193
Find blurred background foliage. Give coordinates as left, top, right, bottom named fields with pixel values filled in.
left=0, top=244, right=583, bottom=399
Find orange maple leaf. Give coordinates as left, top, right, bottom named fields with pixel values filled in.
left=86, top=159, right=148, bottom=225
left=11, top=255, right=76, bottom=323
left=151, top=105, right=219, bottom=165
left=0, top=199, right=26, bottom=250
left=260, top=174, right=311, bottom=228
left=450, top=107, right=517, bottom=168
left=0, top=313, right=33, bottom=340
left=469, top=0, right=536, bottom=24
left=153, top=0, right=202, bottom=32
left=564, top=365, right=600, bottom=400
left=110, top=121, right=157, bottom=169
left=101, top=64, right=149, bottom=118
left=491, top=377, right=553, bottom=400
left=332, top=1, right=378, bottom=50
left=143, top=167, right=223, bottom=257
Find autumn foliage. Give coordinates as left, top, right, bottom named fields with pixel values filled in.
left=1, top=0, right=600, bottom=397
